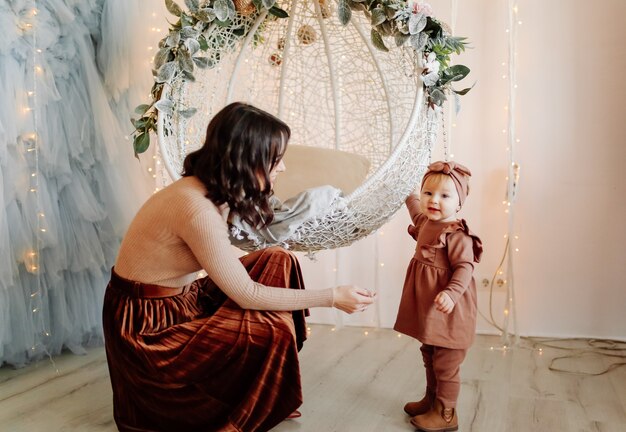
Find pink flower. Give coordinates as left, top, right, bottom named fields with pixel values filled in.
left=410, top=1, right=433, bottom=17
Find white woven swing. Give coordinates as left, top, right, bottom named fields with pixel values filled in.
left=157, top=0, right=439, bottom=252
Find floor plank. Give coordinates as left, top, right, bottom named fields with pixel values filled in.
left=0, top=325, right=624, bottom=431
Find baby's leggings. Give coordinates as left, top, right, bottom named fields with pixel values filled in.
left=420, top=344, right=467, bottom=408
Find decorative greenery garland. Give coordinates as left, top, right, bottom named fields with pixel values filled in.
left=131, top=0, right=471, bottom=156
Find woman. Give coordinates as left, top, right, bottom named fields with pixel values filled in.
left=103, top=102, right=374, bottom=432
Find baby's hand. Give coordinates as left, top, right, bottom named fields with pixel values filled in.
left=434, top=292, right=455, bottom=314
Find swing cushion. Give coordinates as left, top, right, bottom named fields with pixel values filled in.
left=273, top=145, right=370, bottom=201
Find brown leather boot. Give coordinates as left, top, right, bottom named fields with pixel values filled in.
left=403, top=390, right=435, bottom=416
left=410, top=398, right=458, bottom=432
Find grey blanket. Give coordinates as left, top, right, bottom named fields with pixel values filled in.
left=229, top=185, right=346, bottom=249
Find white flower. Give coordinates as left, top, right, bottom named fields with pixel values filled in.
left=423, top=71, right=439, bottom=86
left=422, top=52, right=440, bottom=86
left=424, top=52, right=440, bottom=74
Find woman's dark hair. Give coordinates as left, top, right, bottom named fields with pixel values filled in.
left=182, top=102, right=290, bottom=228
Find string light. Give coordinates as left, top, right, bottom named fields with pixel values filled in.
left=21, top=0, right=55, bottom=368
left=146, top=2, right=167, bottom=193
left=442, top=0, right=459, bottom=161
left=500, top=0, right=522, bottom=347
left=478, top=0, right=522, bottom=350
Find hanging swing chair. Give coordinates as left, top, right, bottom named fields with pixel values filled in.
left=150, top=0, right=467, bottom=253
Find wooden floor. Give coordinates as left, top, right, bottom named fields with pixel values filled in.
left=1, top=325, right=625, bottom=431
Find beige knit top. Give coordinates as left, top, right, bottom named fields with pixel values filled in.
left=114, top=176, right=334, bottom=311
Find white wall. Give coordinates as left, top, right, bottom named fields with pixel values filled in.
left=301, top=0, right=626, bottom=340
left=131, top=0, right=626, bottom=339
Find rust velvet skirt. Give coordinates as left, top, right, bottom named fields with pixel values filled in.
left=102, top=247, right=308, bottom=432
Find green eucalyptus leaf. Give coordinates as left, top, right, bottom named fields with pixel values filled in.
left=379, top=20, right=394, bottom=36
left=192, top=56, right=211, bottom=68
left=166, top=30, right=181, bottom=47
left=452, top=86, right=473, bottom=96
left=226, top=0, right=236, bottom=18
left=165, top=0, right=183, bottom=16
left=429, top=88, right=446, bottom=106
left=156, top=61, right=178, bottom=83
left=215, top=18, right=232, bottom=27
left=153, top=47, right=172, bottom=69
left=338, top=0, right=351, bottom=25
left=134, top=104, right=151, bottom=115
left=269, top=5, right=289, bottom=18
left=171, top=18, right=182, bottom=30
left=134, top=132, right=150, bottom=155
left=132, top=117, right=149, bottom=128
left=410, top=32, right=428, bottom=51
left=198, top=34, right=209, bottom=50
left=195, top=8, right=216, bottom=22
left=348, top=0, right=365, bottom=11
left=179, top=108, right=198, bottom=118
left=394, top=32, right=409, bottom=47
left=445, top=64, right=470, bottom=81
left=182, top=70, right=196, bottom=82
left=155, top=98, right=175, bottom=115
left=181, top=26, right=200, bottom=39
left=439, top=65, right=469, bottom=85
left=409, top=13, right=427, bottom=35
left=438, top=75, right=454, bottom=86
left=185, top=38, right=201, bottom=55
left=214, top=0, right=230, bottom=21
left=371, top=29, right=388, bottom=52
left=371, top=9, right=386, bottom=26
left=181, top=13, right=194, bottom=27
left=178, top=48, right=195, bottom=73
left=184, top=0, right=199, bottom=11
left=262, top=0, right=276, bottom=9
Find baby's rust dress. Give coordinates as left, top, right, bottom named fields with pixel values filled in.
left=394, top=212, right=482, bottom=349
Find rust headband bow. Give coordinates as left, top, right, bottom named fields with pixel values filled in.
left=421, top=161, right=472, bottom=206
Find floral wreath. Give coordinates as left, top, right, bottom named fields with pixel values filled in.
left=131, top=0, right=471, bottom=156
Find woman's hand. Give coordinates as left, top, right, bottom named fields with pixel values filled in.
left=332, top=285, right=376, bottom=314
left=434, top=291, right=455, bottom=314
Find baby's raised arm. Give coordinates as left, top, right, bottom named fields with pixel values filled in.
left=405, top=193, right=422, bottom=225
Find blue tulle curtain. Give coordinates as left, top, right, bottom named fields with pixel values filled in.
left=0, top=0, right=153, bottom=367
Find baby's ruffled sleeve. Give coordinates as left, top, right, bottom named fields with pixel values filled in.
left=441, top=221, right=483, bottom=303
